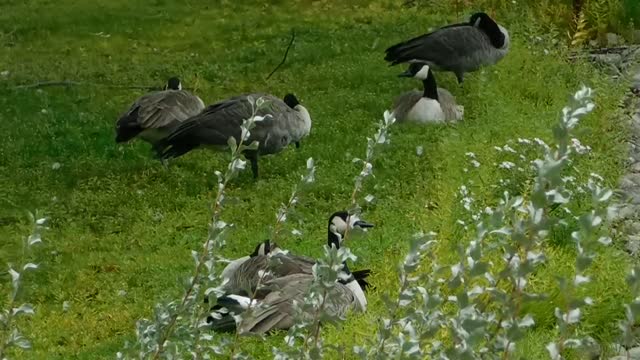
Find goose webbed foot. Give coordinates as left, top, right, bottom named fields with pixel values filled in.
left=455, top=72, right=464, bottom=85
left=295, top=141, right=300, bottom=149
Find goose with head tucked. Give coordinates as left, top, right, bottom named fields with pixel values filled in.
left=155, top=92, right=312, bottom=178
left=384, top=12, right=510, bottom=84
left=220, top=211, right=374, bottom=297
left=115, top=77, right=205, bottom=153
left=206, top=211, right=373, bottom=334
left=392, top=63, right=463, bottom=124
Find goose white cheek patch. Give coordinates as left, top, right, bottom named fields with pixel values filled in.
left=414, top=65, right=431, bottom=80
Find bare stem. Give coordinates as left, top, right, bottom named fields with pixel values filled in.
left=152, top=102, right=261, bottom=359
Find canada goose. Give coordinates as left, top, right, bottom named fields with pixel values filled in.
left=384, top=12, right=510, bottom=84
left=219, top=239, right=277, bottom=282
left=155, top=93, right=312, bottom=178
left=221, top=212, right=374, bottom=296
left=207, top=212, right=373, bottom=334
left=392, top=63, right=463, bottom=123
left=115, top=77, right=205, bottom=153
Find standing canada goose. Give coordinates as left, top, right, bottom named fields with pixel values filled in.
left=155, top=93, right=312, bottom=178
left=384, top=12, right=510, bottom=84
left=206, top=212, right=373, bottom=334
left=115, top=77, right=205, bottom=153
left=221, top=211, right=374, bottom=296
left=392, top=63, right=464, bottom=123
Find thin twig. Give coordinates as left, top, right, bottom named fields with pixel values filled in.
left=12, top=80, right=166, bottom=91
left=266, top=29, right=296, bottom=81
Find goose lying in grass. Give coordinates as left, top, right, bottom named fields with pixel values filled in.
left=207, top=212, right=373, bottom=334
left=384, top=12, right=510, bottom=84
left=155, top=93, right=312, bottom=178
left=392, top=63, right=463, bottom=123
left=220, top=212, right=374, bottom=296
left=115, top=77, right=205, bottom=153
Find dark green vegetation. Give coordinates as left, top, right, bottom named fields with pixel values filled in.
left=0, top=0, right=633, bottom=358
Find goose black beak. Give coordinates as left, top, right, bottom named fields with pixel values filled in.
left=354, top=220, right=374, bottom=229
left=398, top=69, right=413, bottom=78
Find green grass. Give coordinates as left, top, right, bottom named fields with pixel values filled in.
left=0, top=0, right=633, bottom=359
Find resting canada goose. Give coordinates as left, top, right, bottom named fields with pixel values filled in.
left=155, top=93, right=312, bottom=178
left=221, top=212, right=374, bottom=296
left=392, top=63, right=464, bottom=123
left=219, top=239, right=277, bottom=282
left=207, top=212, right=373, bottom=334
left=384, top=12, right=510, bottom=84
left=115, top=77, right=205, bottom=153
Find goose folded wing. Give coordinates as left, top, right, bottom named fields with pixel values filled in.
left=164, top=96, right=257, bottom=146
left=385, top=25, right=488, bottom=66
left=268, top=253, right=316, bottom=277
left=137, top=91, right=204, bottom=129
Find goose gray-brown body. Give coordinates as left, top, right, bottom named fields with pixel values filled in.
left=222, top=272, right=364, bottom=334
left=384, top=12, right=510, bottom=83
left=207, top=211, right=373, bottom=334
left=155, top=93, right=312, bottom=178
left=115, top=77, right=205, bottom=150
left=392, top=63, right=463, bottom=123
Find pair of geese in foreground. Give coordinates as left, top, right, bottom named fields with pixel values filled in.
left=115, top=12, right=510, bottom=178
left=207, top=210, right=374, bottom=334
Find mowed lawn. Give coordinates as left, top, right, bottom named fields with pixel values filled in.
left=0, top=0, right=633, bottom=358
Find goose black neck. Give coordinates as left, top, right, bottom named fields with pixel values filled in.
left=422, top=70, right=439, bottom=101
left=327, top=222, right=341, bottom=250
left=338, top=261, right=355, bottom=285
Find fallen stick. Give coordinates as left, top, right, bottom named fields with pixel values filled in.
left=266, top=29, right=296, bottom=81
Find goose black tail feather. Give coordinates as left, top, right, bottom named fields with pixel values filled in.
left=206, top=313, right=237, bottom=333
left=352, top=269, right=374, bottom=292
left=115, top=106, right=143, bottom=143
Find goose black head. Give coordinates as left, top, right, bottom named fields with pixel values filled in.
left=469, top=12, right=505, bottom=48
left=327, top=211, right=374, bottom=248
left=398, top=63, right=432, bottom=81
left=166, top=77, right=182, bottom=90
left=250, top=239, right=279, bottom=257
left=283, top=93, right=300, bottom=108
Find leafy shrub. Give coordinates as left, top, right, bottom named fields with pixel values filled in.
left=0, top=212, right=47, bottom=359
left=109, top=85, right=638, bottom=359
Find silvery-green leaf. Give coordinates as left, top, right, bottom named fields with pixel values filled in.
left=28, top=234, right=42, bottom=246
left=597, top=189, right=613, bottom=202
left=546, top=342, right=560, bottom=360
left=23, top=263, right=38, bottom=271
left=565, top=308, right=581, bottom=324
left=227, top=136, right=237, bottom=151
left=519, top=314, right=535, bottom=328
left=36, top=217, right=47, bottom=225
left=597, top=236, right=612, bottom=246
left=63, top=301, right=70, bottom=312
left=12, top=303, right=35, bottom=316
left=470, top=262, right=489, bottom=277
left=9, top=267, right=20, bottom=288
left=253, top=114, right=270, bottom=122
left=562, top=339, right=582, bottom=349
left=306, top=157, right=314, bottom=169
left=14, top=337, right=31, bottom=349
left=574, top=275, right=590, bottom=286
left=584, top=297, right=594, bottom=306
